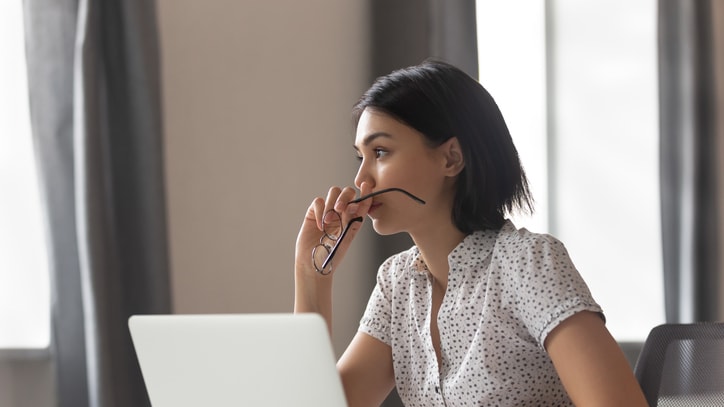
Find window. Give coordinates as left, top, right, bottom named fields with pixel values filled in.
left=0, top=1, right=51, bottom=350
left=477, top=0, right=664, bottom=341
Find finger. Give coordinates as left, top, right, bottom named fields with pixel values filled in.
left=357, top=182, right=372, bottom=216
left=319, top=186, right=341, bottom=227
left=348, top=181, right=374, bottom=216
left=297, top=198, right=326, bottom=258
left=324, top=187, right=342, bottom=212
left=334, top=186, right=359, bottom=217
left=310, top=197, right=326, bottom=231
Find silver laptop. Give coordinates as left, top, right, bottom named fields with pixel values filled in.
left=128, top=313, right=348, bottom=407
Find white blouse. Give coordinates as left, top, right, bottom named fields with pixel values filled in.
left=359, top=220, right=603, bottom=406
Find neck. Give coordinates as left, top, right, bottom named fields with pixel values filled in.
left=410, top=223, right=466, bottom=289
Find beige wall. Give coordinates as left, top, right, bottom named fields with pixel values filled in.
left=157, top=0, right=374, bottom=355
left=0, top=358, right=54, bottom=407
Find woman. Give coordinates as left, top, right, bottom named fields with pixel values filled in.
left=294, top=60, right=647, bottom=406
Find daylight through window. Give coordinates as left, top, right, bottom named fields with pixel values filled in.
left=0, top=1, right=51, bottom=349
left=476, top=0, right=664, bottom=341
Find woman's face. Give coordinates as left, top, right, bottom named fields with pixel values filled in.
left=354, top=108, right=457, bottom=236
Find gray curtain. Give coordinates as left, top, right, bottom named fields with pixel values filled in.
left=370, top=0, right=478, bottom=81
left=659, top=0, right=724, bottom=323
left=368, top=1, right=478, bottom=405
left=23, top=0, right=171, bottom=406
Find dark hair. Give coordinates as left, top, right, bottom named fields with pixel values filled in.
left=352, top=59, right=533, bottom=233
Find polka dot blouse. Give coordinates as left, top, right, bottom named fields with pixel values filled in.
left=359, top=220, right=603, bottom=406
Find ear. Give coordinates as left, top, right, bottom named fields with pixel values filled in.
left=439, top=137, right=465, bottom=177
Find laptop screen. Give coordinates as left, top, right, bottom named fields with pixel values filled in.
left=129, top=313, right=348, bottom=407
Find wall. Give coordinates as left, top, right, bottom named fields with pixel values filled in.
left=0, top=357, right=54, bottom=407
left=156, top=0, right=374, bottom=355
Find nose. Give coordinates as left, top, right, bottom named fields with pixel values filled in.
left=354, top=159, right=374, bottom=190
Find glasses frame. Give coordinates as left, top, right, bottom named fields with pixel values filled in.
left=311, top=187, right=425, bottom=275
left=313, top=212, right=363, bottom=275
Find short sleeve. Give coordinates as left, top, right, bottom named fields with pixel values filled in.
left=512, top=234, right=604, bottom=347
left=358, top=257, right=395, bottom=345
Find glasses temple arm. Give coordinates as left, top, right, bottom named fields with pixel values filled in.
left=349, top=187, right=426, bottom=205
left=321, top=216, right=363, bottom=271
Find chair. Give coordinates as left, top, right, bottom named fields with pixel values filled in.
left=634, top=322, right=724, bottom=406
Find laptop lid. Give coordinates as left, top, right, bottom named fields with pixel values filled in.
left=128, top=313, right=348, bottom=407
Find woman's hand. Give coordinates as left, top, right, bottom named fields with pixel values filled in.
left=295, top=183, right=373, bottom=279
left=293, top=183, right=373, bottom=327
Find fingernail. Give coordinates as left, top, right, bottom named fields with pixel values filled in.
left=347, top=203, right=359, bottom=215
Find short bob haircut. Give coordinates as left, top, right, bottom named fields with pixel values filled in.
left=352, top=59, right=533, bottom=233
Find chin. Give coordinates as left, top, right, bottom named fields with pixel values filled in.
left=371, top=219, right=404, bottom=236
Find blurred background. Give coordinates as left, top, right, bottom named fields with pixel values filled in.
left=1, top=0, right=721, bottom=406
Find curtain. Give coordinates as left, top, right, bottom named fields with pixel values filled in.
left=367, top=2, right=478, bottom=405
left=23, top=0, right=171, bottom=406
left=659, top=0, right=724, bottom=323
left=369, top=0, right=478, bottom=80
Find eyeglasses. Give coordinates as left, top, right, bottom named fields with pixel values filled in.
left=312, top=188, right=425, bottom=275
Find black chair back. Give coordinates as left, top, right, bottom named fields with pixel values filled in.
left=634, top=323, right=724, bottom=406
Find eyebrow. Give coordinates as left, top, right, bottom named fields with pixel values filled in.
left=353, top=132, right=393, bottom=151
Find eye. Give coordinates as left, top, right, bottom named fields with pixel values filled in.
left=374, top=148, right=388, bottom=158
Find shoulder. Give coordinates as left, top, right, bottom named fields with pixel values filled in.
left=494, top=220, right=571, bottom=263
left=491, top=220, right=583, bottom=291
left=493, top=222, right=602, bottom=345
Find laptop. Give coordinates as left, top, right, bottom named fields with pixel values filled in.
left=128, top=313, right=348, bottom=407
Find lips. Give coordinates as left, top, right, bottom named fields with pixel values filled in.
left=368, top=202, right=382, bottom=215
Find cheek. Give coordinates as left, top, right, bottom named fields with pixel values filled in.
left=375, top=153, right=445, bottom=199
left=376, top=166, right=400, bottom=186
left=379, top=160, right=426, bottom=186
left=400, top=162, right=442, bottom=190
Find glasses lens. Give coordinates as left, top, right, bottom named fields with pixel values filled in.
left=322, top=211, right=343, bottom=241
left=312, top=243, right=333, bottom=274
